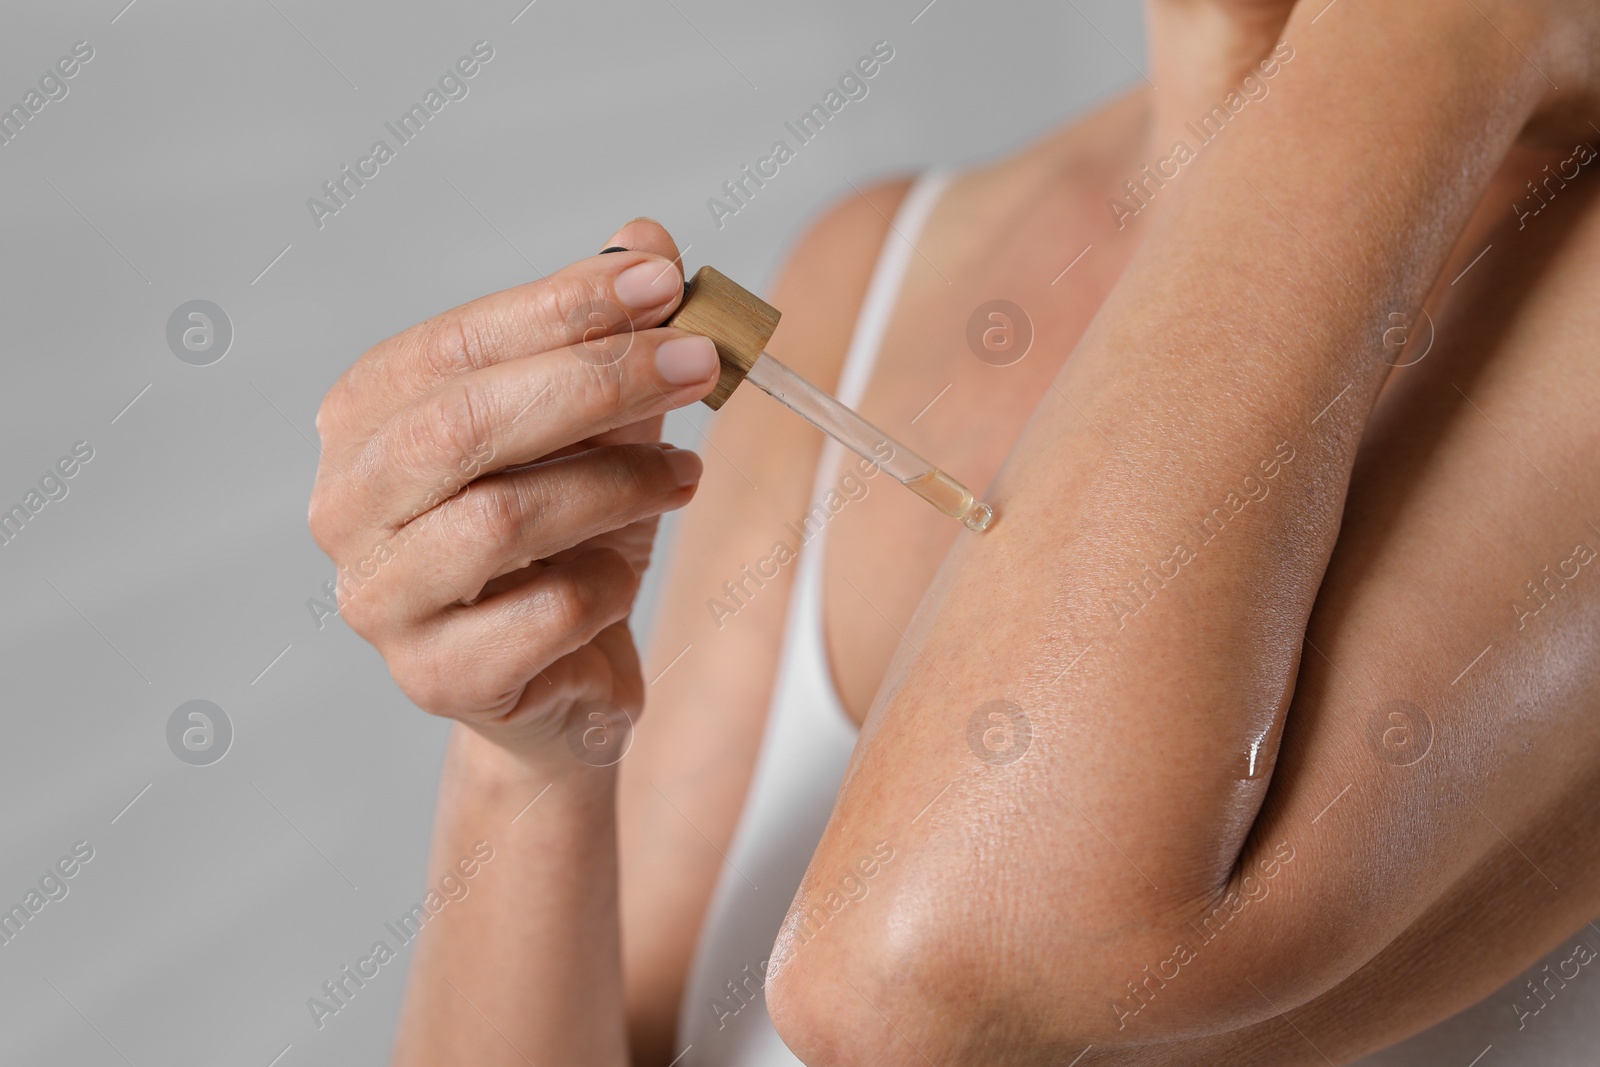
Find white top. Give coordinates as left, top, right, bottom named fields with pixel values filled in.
left=673, top=171, right=1600, bottom=1066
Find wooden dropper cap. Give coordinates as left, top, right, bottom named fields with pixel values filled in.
left=664, top=266, right=782, bottom=410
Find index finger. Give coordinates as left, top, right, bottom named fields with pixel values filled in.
left=320, top=221, right=686, bottom=447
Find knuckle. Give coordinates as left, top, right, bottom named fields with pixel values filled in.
left=542, top=556, right=631, bottom=638
left=416, top=385, right=493, bottom=485
left=314, top=389, right=339, bottom=441
left=338, top=591, right=375, bottom=640
left=392, top=626, right=527, bottom=721
left=571, top=359, right=630, bottom=422
left=546, top=273, right=613, bottom=336
left=553, top=289, right=636, bottom=405
left=544, top=278, right=587, bottom=332
left=540, top=563, right=620, bottom=639
left=424, top=307, right=503, bottom=378
left=316, top=357, right=368, bottom=440
left=318, top=338, right=390, bottom=437
left=389, top=643, right=454, bottom=717
left=455, top=480, right=529, bottom=555
left=542, top=569, right=597, bottom=636
left=306, top=483, right=337, bottom=549
left=335, top=575, right=385, bottom=640
left=391, top=625, right=502, bottom=719
left=612, top=445, right=666, bottom=500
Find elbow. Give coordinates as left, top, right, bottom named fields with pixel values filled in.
left=763, top=870, right=1162, bottom=1064
left=765, top=843, right=1354, bottom=1064
left=765, top=900, right=1034, bottom=1067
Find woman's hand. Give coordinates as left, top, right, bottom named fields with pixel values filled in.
left=308, top=220, right=718, bottom=776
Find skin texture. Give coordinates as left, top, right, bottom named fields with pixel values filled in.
left=303, top=0, right=1600, bottom=1063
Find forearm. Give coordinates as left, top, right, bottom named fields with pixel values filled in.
left=937, top=0, right=1547, bottom=885
left=395, top=726, right=628, bottom=1066
left=769, top=0, right=1553, bottom=1058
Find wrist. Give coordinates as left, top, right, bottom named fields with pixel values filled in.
left=443, top=721, right=618, bottom=807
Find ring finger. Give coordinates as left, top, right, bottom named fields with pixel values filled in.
left=348, top=443, right=702, bottom=631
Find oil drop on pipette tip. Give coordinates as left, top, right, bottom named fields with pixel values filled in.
left=905, top=468, right=995, bottom=532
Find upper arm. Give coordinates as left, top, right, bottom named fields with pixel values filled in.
left=616, top=177, right=915, bottom=1064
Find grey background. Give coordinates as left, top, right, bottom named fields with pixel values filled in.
left=0, top=1, right=1136, bottom=1063
left=0, top=1, right=1589, bottom=1064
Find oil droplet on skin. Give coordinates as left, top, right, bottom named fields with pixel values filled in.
left=1237, top=725, right=1278, bottom=781
left=905, top=468, right=994, bottom=532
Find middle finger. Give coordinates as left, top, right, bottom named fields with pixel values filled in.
left=345, top=325, right=718, bottom=532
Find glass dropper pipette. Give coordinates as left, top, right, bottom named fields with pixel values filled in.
left=743, top=351, right=993, bottom=532
left=666, top=265, right=994, bottom=533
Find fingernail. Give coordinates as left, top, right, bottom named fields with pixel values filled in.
left=616, top=261, right=682, bottom=308
left=663, top=447, right=703, bottom=488
left=655, top=335, right=719, bottom=385
left=599, top=245, right=629, bottom=254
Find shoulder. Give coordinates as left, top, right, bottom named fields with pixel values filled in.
left=767, top=87, right=1152, bottom=383
left=761, top=176, right=918, bottom=394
